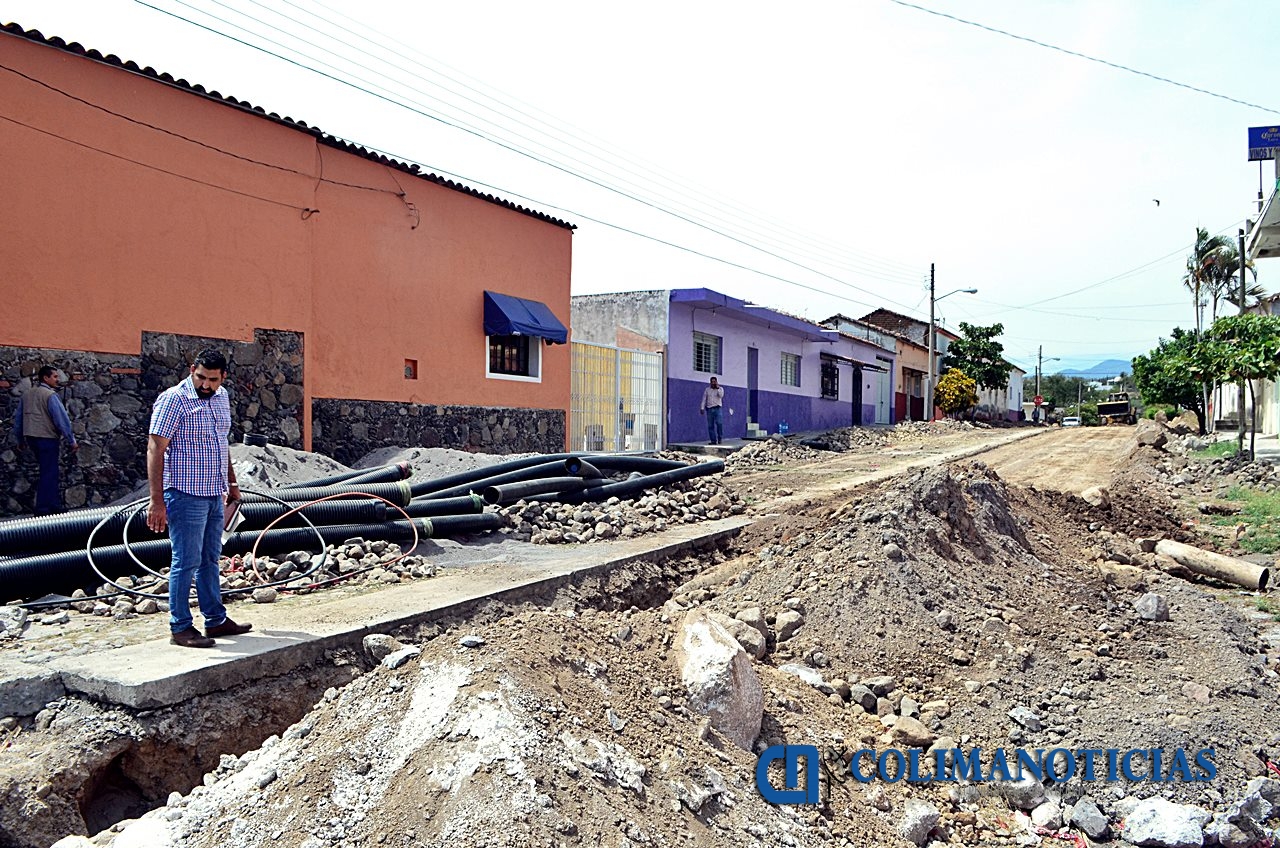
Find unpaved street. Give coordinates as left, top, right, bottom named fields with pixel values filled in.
left=972, top=426, right=1136, bottom=493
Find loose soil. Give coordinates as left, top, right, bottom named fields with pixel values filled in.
left=3, top=422, right=1279, bottom=848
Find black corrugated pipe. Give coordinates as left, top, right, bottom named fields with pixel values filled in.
left=550, top=460, right=725, bottom=504
left=0, top=500, right=387, bottom=557
left=403, top=495, right=485, bottom=518
left=243, top=480, right=412, bottom=507
left=482, top=477, right=595, bottom=506
left=579, top=455, right=688, bottom=474
left=408, top=453, right=578, bottom=498
left=0, top=517, right=422, bottom=602
left=419, top=460, right=579, bottom=501
left=341, top=462, right=412, bottom=486
left=420, top=513, right=503, bottom=537
left=565, top=458, right=603, bottom=478
left=277, top=465, right=378, bottom=490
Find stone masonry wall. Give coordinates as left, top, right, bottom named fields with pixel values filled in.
left=1, top=329, right=303, bottom=518
left=312, top=400, right=565, bottom=466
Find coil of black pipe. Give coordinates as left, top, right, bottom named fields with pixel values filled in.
left=0, top=500, right=387, bottom=557
left=242, top=480, right=412, bottom=506
left=0, top=510, right=503, bottom=601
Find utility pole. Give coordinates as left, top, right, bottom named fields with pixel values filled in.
left=1238, top=228, right=1248, bottom=454
left=926, top=263, right=936, bottom=422
left=1035, top=345, right=1043, bottom=400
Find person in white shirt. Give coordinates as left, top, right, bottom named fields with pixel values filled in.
left=699, top=377, right=725, bottom=444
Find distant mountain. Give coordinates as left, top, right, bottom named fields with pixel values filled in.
left=1057, top=359, right=1132, bottom=379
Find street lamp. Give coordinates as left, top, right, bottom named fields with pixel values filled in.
left=925, top=263, right=977, bottom=420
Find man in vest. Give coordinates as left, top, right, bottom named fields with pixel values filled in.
left=11, top=366, right=78, bottom=514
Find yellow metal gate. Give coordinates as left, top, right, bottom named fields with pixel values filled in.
left=571, top=342, right=665, bottom=453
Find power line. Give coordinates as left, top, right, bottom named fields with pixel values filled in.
left=289, top=0, right=930, bottom=282
left=133, top=0, right=935, bottom=314
left=887, top=0, right=1280, bottom=115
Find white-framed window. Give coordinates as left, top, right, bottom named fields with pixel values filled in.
left=693, top=331, right=722, bottom=374
left=486, top=335, right=542, bottom=382
left=781, top=352, right=801, bottom=387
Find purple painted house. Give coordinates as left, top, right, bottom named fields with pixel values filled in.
left=571, top=288, right=896, bottom=445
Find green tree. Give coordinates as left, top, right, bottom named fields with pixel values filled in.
left=1131, top=328, right=1211, bottom=434
left=1184, top=227, right=1233, bottom=333
left=941, top=322, right=1007, bottom=395
left=936, top=368, right=978, bottom=418
left=1209, top=243, right=1259, bottom=318
left=1204, top=313, right=1280, bottom=455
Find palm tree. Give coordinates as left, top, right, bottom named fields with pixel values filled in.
left=1207, top=241, right=1260, bottom=321
left=1184, top=227, right=1233, bottom=332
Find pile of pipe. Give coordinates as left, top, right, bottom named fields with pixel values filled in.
left=0, top=453, right=723, bottom=603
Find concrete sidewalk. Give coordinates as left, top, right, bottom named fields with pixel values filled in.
left=0, top=516, right=751, bottom=714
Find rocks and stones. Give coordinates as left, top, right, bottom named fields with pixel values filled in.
left=674, top=609, right=764, bottom=750
left=848, top=684, right=878, bottom=713
left=458, top=634, right=486, bottom=649
left=890, top=716, right=937, bottom=748
left=1122, top=797, right=1210, bottom=848
left=898, top=798, right=940, bottom=846
left=362, top=634, right=403, bottom=663
left=993, top=775, right=1045, bottom=811
left=380, top=646, right=421, bottom=669
left=1008, top=705, right=1042, bottom=731
left=251, top=587, right=278, bottom=604
left=1068, top=797, right=1109, bottom=839
left=0, top=606, right=28, bottom=639
left=861, top=675, right=897, bottom=697
left=774, top=610, right=804, bottom=642
left=1135, top=592, right=1171, bottom=622
left=1080, top=486, right=1111, bottom=508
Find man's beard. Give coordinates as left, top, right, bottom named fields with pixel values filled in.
left=195, top=387, right=215, bottom=399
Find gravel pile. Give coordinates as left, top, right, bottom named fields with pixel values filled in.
left=498, top=475, right=746, bottom=544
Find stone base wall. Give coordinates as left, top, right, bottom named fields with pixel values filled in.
left=312, top=400, right=566, bottom=465
left=1, top=329, right=303, bottom=518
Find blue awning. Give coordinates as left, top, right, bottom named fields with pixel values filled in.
left=483, top=291, right=568, bottom=344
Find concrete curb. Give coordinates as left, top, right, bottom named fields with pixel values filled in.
left=23, top=516, right=752, bottom=712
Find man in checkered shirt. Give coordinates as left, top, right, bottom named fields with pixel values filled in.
left=146, top=348, right=252, bottom=648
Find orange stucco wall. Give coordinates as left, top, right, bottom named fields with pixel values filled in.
left=0, top=33, right=572, bottom=447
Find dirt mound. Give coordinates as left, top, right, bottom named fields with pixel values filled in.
left=10, top=432, right=1280, bottom=847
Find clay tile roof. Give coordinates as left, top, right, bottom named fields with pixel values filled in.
left=1, top=22, right=575, bottom=231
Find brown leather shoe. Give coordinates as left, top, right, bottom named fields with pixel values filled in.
left=205, top=618, right=253, bottom=638
left=171, top=627, right=215, bottom=648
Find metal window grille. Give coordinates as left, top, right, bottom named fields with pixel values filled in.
left=693, top=332, right=721, bottom=374
left=821, top=361, right=839, bottom=398
left=571, top=342, right=665, bottom=452
left=781, top=352, right=801, bottom=387
left=489, top=335, right=530, bottom=375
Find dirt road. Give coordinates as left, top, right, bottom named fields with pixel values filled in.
left=973, top=425, right=1136, bottom=492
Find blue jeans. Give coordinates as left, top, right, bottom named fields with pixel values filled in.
left=27, top=437, right=62, bottom=515
left=705, top=407, right=723, bottom=444
left=165, top=489, right=228, bottom=634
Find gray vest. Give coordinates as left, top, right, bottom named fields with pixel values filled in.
left=21, top=384, right=59, bottom=439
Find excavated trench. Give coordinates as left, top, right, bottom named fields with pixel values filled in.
left=4, top=536, right=735, bottom=848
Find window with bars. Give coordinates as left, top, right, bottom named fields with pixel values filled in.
left=693, top=331, right=722, bottom=374
left=821, top=360, right=839, bottom=398
left=781, top=352, right=801, bottom=387
left=487, top=334, right=538, bottom=378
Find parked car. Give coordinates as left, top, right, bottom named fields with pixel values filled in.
left=1061, top=416, right=1081, bottom=427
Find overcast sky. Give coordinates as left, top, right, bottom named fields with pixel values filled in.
left=4, top=0, right=1277, bottom=373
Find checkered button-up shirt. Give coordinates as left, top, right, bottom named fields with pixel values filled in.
left=149, top=377, right=232, bottom=497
